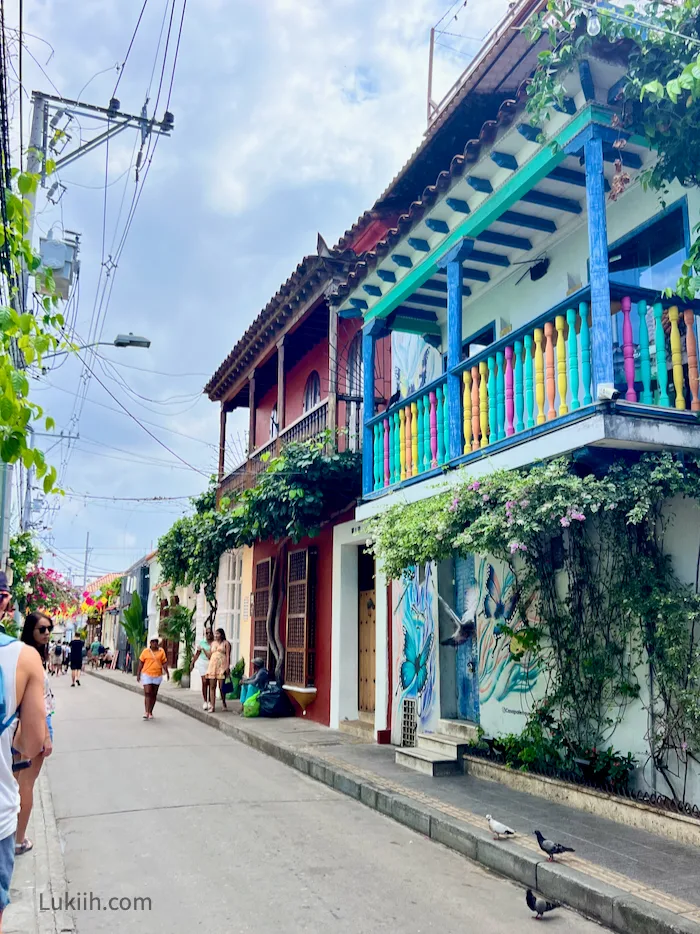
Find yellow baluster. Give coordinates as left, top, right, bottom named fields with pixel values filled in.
left=410, top=401, right=419, bottom=476
left=555, top=314, right=568, bottom=415
left=399, top=407, right=406, bottom=481
left=462, top=370, right=472, bottom=453
left=404, top=404, right=412, bottom=477
left=479, top=360, right=489, bottom=448
left=534, top=326, right=546, bottom=425
left=668, top=306, right=686, bottom=410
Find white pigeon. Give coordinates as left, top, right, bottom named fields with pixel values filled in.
left=486, top=814, right=516, bottom=839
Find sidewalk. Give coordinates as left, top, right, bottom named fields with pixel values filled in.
left=90, top=667, right=700, bottom=934
left=5, top=771, right=74, bottom=934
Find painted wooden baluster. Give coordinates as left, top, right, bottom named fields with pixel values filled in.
left=653, top=302, right=670, bottom=407
left=555, top=314, right=568, bottom=416
left=637, top=301, right=653, bottom=404
left=620, top=295, right=637, bottom=402
left=429, top=390, right=438, bottom=467
left=668, top=306, right=686, bottom=410
left=533, top=327, right=546, bottom=425
left=487, top=355, right=497, bottom=444
left=436, top=385, right=445, bottom=464
left=580, top=302, right=592, bottom=405
left=442, top=383, right=450, bottom=460
left=513, top=340, right=524, bottom=433
left=479, top=361, right=489, bottom=448
left=384, top=418, right=391, bottom=486
left=410, top=401, right=419, bottom=474
left=388, top=415, right=395, bottom=485
left=391, top=411, right=399, bottom=484
left=566, top=307, right=580, bottom=411
left=504, top=346, right=515, bottom=436
left=471, top=366, right=481, bottom=451
left=524, top=334, right=535, bottom=428
left=398, top=408, right=406, bottom=481
left=544, top=321, right=556, bottom=420
left=684, top=309, right=700, bottom=411
left=463, top=371, right=472, bottom=453
left=422, top=393, right=431, bottom=471
left=496, top=351, right=506, bottom=440
left=415, top=397, right=424, bottom=476
left=373, top=423, right=381, bottom=491
left=404, top=404, right=412, bottom=478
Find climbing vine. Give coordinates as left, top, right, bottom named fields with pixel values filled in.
left=367, top=453, right=700, bottom=802
left=525, top=0, right=700, bottom=299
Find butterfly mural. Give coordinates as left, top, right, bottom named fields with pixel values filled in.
left=391, top=333, right=441, bottom=399
left=477, top=560, right=539, bottom=705
left=393, top=564, right=438, bottom=730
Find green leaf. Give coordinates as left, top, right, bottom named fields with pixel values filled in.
left=45, top=416, right=55, bottom=432
left=17, top=174, right=36, bottom=196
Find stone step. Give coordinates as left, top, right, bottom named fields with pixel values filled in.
left=338, top=719, right=374, bottom=742
left=436, top=718, right=479, bottom=743
left=395, top=746, right=460, bottom=777
left=416, top=732, right=469, bottom=758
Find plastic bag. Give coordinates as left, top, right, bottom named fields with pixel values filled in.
left=258, top=684, right=294, bottom=718
left=242, top=690, right=260, bottom=718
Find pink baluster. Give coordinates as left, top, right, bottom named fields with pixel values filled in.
left=383, top=417, right=390, bottom=487
left=505, top=345, right=515, bottom=436
left=621, top=295, right=637, bottom=402
left=429, top=391, right=438, bottom=468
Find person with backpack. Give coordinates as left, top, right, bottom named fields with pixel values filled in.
left=15, top=612, right=55, bottom=857
left=51, top=642, right=63, bottom=677
left=0, top=573, right=48, bottom=929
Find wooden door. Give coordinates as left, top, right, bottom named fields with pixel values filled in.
left=358, top=595, right=376, bottom=714
left=252, top=558, right=275, bottom=673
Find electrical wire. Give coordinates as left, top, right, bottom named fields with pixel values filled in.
left=113, top=0, right=151, bottom=96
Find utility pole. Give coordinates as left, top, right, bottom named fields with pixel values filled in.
left=83, top=531, right=90, bottom=591
left=0, top=91, right=174, bottom=570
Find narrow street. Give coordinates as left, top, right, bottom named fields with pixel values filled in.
left=43, top=675, right=601, bottom=933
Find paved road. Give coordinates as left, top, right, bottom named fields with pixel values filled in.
left=46, top=676, right=604, bottom=933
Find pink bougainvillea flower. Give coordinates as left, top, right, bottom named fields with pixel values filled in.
left=469, top=480, right=480, bottom=491
left=560, top=516, right=571, bottom=527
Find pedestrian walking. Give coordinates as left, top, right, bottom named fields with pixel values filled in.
left=136, top=637, right=169, bottom=720
left=89, top=637, right=100, bottom=668
left=62, top=641, right=70, bottom=673
left=69, top=634, right=84, bottom=686
left=14, top=613, right=54, bottom=857
left=205, top=628, right=230, bottom=713
left=0, top=577, right=48, bottom=931
left=50, top=641, right=63, bottom=676
left=191, top=626, right=214, bottom=710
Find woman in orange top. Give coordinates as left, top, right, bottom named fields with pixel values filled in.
left=136, top=637, right=169, bottom=720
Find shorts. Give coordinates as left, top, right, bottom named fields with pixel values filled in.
left=0, top=832, right=14, bottom=910
left=70, top=662, right=81, bottom=671
left=46, top=715, right=53, bottom=742
left=140, top=674, right=163, bottom=686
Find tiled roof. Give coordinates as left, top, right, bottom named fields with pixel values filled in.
left=205, top=253, right=355, bottom=403
left=330, top=82, right=529, bottom=306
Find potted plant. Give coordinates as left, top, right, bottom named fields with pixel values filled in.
left=161, top=605, right=196, bottom=689
left=121, top=592, right=146, bottom=675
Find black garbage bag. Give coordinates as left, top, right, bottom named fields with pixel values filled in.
left=258, top=684, right=294, bottom=718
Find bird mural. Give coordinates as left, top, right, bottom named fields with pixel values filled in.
left=526, top=889, right=559, bottom=919
left=438, top=587, right=478, bottom=647
left=534, top=829, right=575, bottom=862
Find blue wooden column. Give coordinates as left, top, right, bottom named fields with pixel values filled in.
left=437, top=238, right=474, bottom=460
left=362, top=319, right=387, bottom=496
left=583, top=134, right=614, bottom=395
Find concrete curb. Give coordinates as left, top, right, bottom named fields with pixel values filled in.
left=36, top=771, right=76, bottom=934
left=90, top=670, right=700, bottom=934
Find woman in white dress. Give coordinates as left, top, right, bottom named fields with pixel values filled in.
left=190, top=626, right=214, bottom=710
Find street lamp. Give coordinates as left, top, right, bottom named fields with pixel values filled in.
left=41, top=333, right=152, bottom=362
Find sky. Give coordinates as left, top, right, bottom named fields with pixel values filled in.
left=9, top=0, right=510, bottom=585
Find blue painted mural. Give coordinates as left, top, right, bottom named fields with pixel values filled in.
left=391, top=332, right=442, bottom=400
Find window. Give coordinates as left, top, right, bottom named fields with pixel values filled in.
left=270, top=404, right=279, bottom=440
left=608, top=203, right=687, bottom=292
left=303, top=371, right=321, bottom=412
left=253, top=557, right=275, bottom=672
left=216, top=550, right=243, bottom=662
left=284, top=547, right=317, bottom=687
left=346, top=335, right=363, bottom=452
left=463, top=323, right=496, bottom=360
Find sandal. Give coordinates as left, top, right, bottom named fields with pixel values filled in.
left=15, top=838, right=33, bottom=855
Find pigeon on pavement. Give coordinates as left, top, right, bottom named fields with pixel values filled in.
left=534, top=829, right=575, bottom=861
left=526, top=889, right=559, bottom=919
left=486, top=814, right=515, bottom=839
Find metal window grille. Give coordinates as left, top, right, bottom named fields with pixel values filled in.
left=401, top=698, right=418, bottom=747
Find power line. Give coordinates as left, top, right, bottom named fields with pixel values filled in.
left=64, top=492, right=194, bottom=502
left=113, top=0, right=151, bottom=96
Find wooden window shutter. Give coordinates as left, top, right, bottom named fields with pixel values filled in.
left=252, top=558, right=275, bottom=670
left=284, top=547, right=317, bottom=687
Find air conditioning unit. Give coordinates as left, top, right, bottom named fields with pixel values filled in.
left=37, top=230, right=80, bottom=301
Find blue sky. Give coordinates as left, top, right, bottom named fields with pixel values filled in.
left=12, top=0, right=509, bottom=583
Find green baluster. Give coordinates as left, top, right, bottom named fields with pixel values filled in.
left=637, top=300, right=653, bottom=404
left=442, top=382, right=450, bottom=460
left=653, top=301, right=670, bottom=406
left=487, top=355, right=497, bottom=444
left=423, top=393, right=431, bottom=471
left=373, top=423, right=381, bottom=491
left=416, top=396, right=424, bottom=475
left=566, top=307, right=580, bottom=410
left=393, top=411, right=400, bottom=483
left=514, top=340, right=524, bottom=433
left=579, top=302, right=592, bottom=405
left=524, top=335, right=534, bottom=428
left=496, top=350, right=505, bottom=440
left=436, top=385, right=445, bottom=465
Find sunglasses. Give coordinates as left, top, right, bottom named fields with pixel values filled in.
left=36, top=625, right=53, bottom=635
